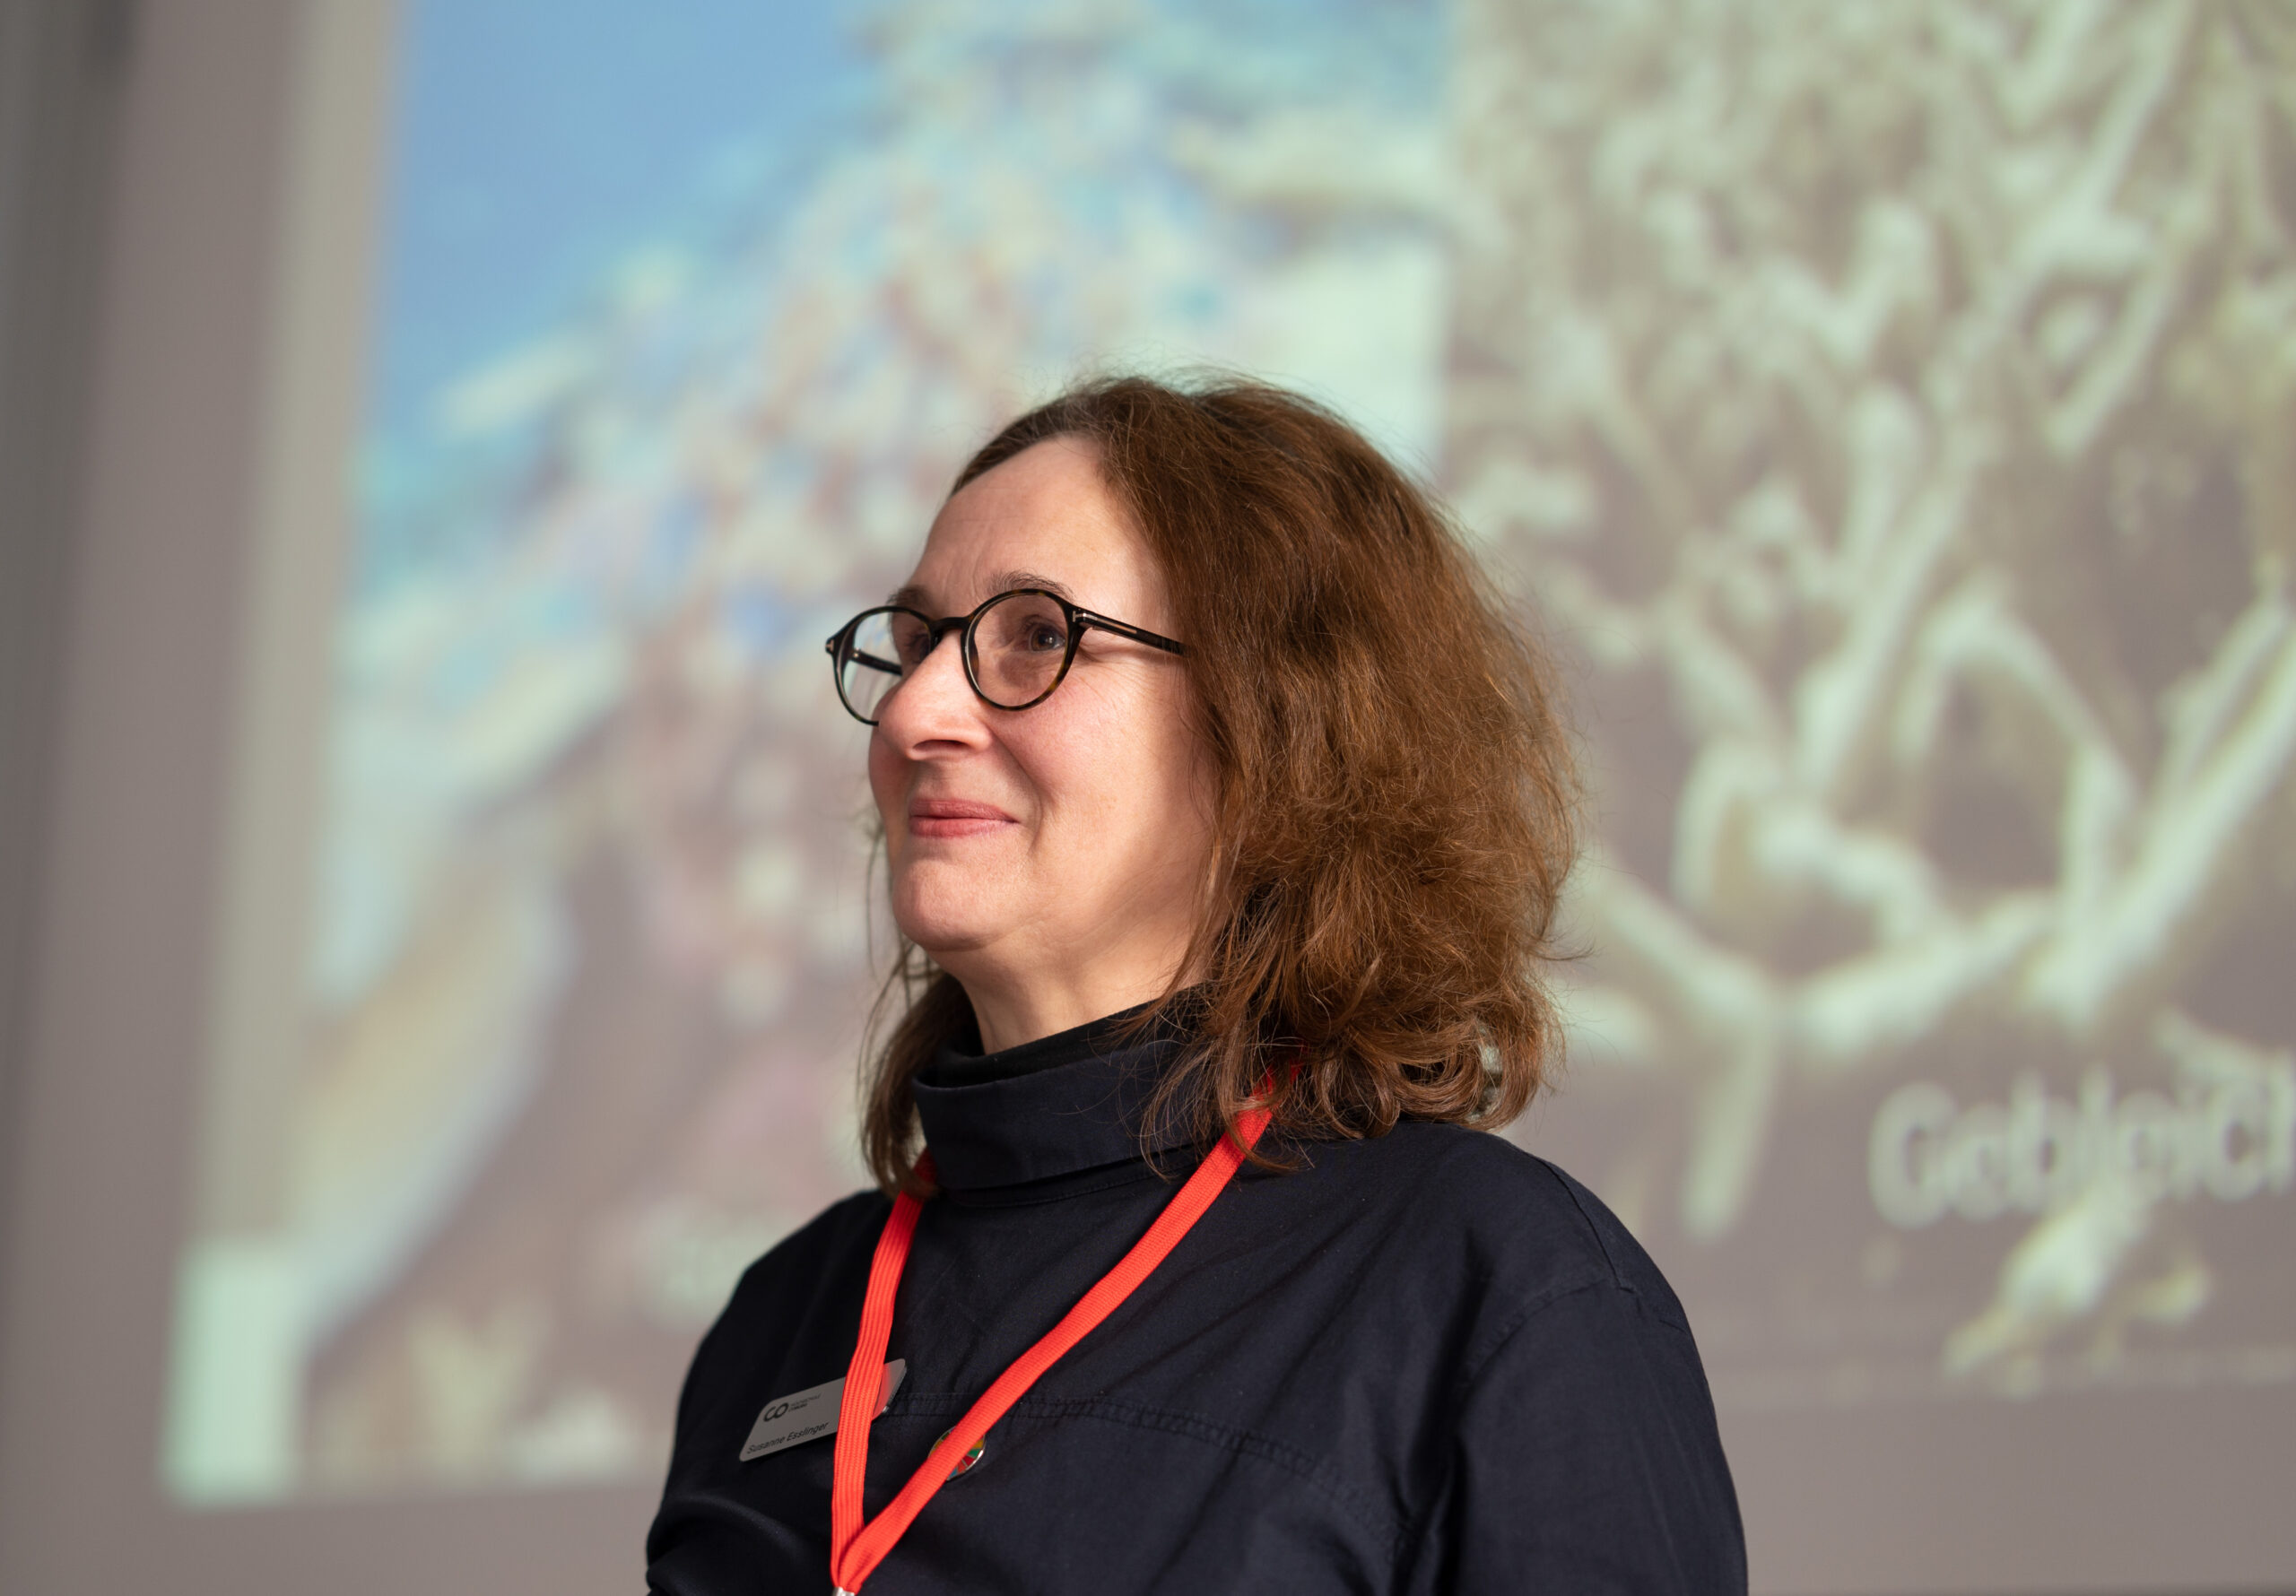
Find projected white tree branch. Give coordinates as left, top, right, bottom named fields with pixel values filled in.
left=1452, top=0, right=2296, bottom=1386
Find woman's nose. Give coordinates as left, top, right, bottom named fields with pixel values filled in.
left=878, top=629, right=981, bottom=744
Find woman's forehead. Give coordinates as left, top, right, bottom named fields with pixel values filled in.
left=902, top=439, right=1158, bottom=612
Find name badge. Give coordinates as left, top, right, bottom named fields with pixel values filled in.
left=741, top=1359, right=907, bottom=1462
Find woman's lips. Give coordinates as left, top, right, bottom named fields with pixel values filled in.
left=908, top=797, right=1017, bottom=838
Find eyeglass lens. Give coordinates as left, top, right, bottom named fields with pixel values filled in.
left=837, top=591, right=1074, bottom=721
left=967, top=590, right=1072, bottom=707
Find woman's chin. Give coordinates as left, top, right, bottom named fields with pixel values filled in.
left=889, top=879, right=1013, bottom=959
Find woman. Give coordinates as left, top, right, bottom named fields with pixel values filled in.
left=648, top=377, right=1744, bottom=1593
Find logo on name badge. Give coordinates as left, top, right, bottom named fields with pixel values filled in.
left=740, top=1359, right=907, bottom=1462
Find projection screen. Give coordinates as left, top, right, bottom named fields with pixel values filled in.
left=117, top=0, right=2296, bottom=1590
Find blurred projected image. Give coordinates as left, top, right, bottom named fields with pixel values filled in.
left=1451, top=0, right=2296, bottom=1410
left=165, top=0, right=1452, bottom=1501
left=165, top=0, right=2296, bottom=1503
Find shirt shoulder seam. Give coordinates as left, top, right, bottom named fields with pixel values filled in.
left=1394, top=1276, right=1697, bottom=1566
left=1534, top=1155, right=1625, bottom=1279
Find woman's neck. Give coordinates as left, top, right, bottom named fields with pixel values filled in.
left=958, top=967, right=1179, bottom=1054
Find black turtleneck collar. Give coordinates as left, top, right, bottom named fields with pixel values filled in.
left=912, top=1000, right=1199, bottom=1193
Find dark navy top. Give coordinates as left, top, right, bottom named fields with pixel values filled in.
left=647, top=1011, right=1745, bottom=1593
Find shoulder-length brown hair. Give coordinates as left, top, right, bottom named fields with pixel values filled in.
left=862, top=375, right=1578, bottom=1191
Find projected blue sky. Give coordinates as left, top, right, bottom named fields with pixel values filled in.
left=372, top=0, right=864, bottom=437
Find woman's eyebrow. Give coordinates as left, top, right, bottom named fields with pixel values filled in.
left=990, top=569, right=1074, bottom=600
left=883, top=571, right=1077, bottom=612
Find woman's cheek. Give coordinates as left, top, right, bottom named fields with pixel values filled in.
left=867, top=741, right=907, bottom=848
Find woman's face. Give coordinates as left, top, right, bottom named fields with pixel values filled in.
left=869, top=437, right=1213, bottom=1046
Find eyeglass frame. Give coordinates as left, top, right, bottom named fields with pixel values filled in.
left=823, top=586, right=1188, bottom=725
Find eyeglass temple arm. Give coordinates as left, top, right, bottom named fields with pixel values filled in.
left=1072, top=608, right=1187, bottom=656
left=823, top=634, right=909, bottom=676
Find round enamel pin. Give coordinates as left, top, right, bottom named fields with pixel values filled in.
left=934, top=1428, right=986, bottom=1479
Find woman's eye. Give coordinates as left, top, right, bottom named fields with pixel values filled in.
left=1024, top=623, right=1065, bottom=652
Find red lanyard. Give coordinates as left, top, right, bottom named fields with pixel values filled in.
left=829, top=1103, right=1274, bottom=1593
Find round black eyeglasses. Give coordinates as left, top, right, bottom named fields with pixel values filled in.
left=824, top=588, right=1187, bottom=725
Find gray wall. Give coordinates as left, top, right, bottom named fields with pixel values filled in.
left=0, top=0, right=128, bottom=1333
left=0, top=4, right=655, bottom=1590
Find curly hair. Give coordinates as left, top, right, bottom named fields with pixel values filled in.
left=860, top=375, right=1578, bottom=1191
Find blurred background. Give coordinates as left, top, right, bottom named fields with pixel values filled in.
left=1, top=0, right=2291, bottom=1592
